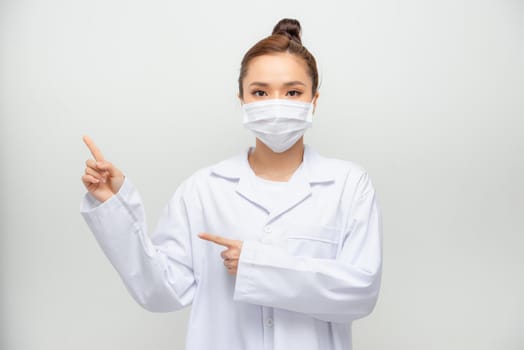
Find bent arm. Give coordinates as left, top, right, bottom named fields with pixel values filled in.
left=79, top=176, right=197, bottom=312
left=233, top=178, right=383, bottom=324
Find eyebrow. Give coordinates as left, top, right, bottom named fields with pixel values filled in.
left=248, top=81, right=306, bottom=87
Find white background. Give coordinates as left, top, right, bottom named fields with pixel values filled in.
left=1, top=0, right=523, bottom=349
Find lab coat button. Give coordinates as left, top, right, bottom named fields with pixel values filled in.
left=265, top=318, right=273, bottom=327
left=263, top=226, right=272, bottom=233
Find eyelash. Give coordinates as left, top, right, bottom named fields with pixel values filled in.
left=252, top=90, right=267, bottom=97
left=250, top=90, right=303, bottom=97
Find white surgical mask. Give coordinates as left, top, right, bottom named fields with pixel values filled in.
left=242, top=98, right=315, bottom=153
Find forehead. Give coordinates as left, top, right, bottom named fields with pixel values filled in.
left=243, top=52, right=311, bottom=86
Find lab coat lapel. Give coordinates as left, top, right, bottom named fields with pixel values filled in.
left=210, top=144, right=334, bottom=221
left=235, top=146, right=312, bottom=221
left=212, top=146, right=274, bottom=213
left=235, top=169, right=272, bottom=213
left=236, top=161, right=313, bottom=222
left=266, top=167, right=311, bottom=223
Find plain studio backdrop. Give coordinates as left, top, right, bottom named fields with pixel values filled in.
left=1, top=0, right=523, bottom=349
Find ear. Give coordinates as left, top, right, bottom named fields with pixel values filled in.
left=237, top=92, right=244, bottom=105
left=312, top=91, right=320, bottom=113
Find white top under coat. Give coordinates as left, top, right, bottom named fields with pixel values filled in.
left=79, top=143, right=383, bottom=350
left=247, top=147, right=303, bottom=213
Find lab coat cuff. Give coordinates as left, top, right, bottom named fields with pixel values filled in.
left=233, top=240, right=258, bottom=302
left=79, top=176, right=136, bottom=232
left=79, top=176, right=133, bottom=213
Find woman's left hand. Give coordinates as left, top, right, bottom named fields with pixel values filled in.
left=198, top=233, right=243, bottom=276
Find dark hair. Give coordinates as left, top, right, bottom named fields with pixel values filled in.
left=238, top=18, right=319, bottom=98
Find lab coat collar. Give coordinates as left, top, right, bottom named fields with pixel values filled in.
left=210, top=144, right=335, bottom=184
left=211, top=144, right=335, bottom=222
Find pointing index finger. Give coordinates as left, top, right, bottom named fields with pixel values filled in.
left=83, top=135, right=105, bottom=161
left=198, top=233, right=234, bottom=247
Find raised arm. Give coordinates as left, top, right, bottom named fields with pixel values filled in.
left=79, top=136, right=198, bottom=312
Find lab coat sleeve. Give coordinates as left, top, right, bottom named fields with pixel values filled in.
left=233, top=172, right=382, bottom=324
left=79, top=176, right=198, bottom=313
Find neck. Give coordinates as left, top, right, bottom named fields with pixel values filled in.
left=248, top=138, right=304, bottom=181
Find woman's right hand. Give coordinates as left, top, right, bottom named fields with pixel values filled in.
left=81, top=135, right=125, bottom=202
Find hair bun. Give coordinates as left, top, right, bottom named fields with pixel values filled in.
left=272, top=18, right=302, bottom=44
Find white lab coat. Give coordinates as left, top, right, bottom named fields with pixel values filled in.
left=80, top=143, right=383, bottom=350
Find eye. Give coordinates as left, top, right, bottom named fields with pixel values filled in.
left=286, top=90, right=302, bottom=97
left=251, top=90, right=267, bottom=97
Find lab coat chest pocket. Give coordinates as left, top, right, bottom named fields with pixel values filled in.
left=286, top=225, right=340, bottom=259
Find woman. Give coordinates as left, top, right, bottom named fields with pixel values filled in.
left=80, top=18, right=382, bottom=350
